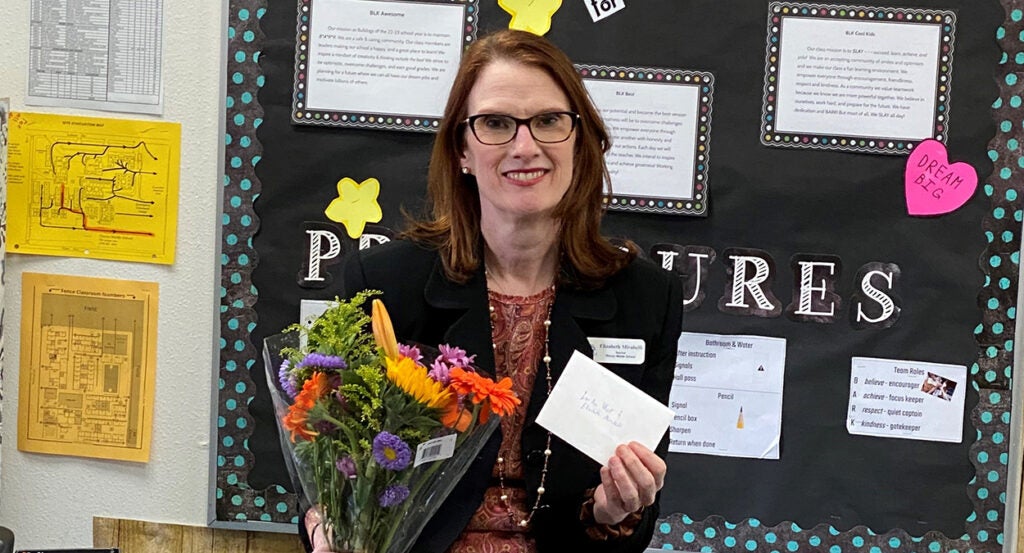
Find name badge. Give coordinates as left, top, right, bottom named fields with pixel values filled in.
left=587, top=337, right=646, bottom=365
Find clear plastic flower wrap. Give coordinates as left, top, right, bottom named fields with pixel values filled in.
left=263, top=292, right=512, bottom=553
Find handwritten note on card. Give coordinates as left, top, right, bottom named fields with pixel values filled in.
left=536, top=350, right=674, bottom=464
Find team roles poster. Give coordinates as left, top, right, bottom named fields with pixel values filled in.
left=847, top=356, right=967, bottom=443
left=18, top=273, right=158, bottom=462
left=5, top=112, right=181, bottom=264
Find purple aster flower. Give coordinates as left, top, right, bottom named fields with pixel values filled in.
left=336, top=456, right=357, bottom=479
left=378, top=484, right=410, bottom=507
left=399, top=344, right=423, bottom=363
left=297, top=352, right=347, bottom=371
left=427, top=358, right=451, bottom=386
left=438, top=345, right=475, bottom=368
left=372, top=431, right=412, bottom=471
left=278, top=360, right=298, bottom=399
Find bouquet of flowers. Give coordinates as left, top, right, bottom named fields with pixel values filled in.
left=264, top=291, right=517, bottom=553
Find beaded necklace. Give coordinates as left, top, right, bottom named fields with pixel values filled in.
left=486, top=279, right=556, bottom=529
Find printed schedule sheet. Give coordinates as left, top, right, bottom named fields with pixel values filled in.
left=28, top=0, right=164, bottom=114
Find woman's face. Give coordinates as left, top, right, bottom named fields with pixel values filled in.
left=460, top=60, right=576, bottom=225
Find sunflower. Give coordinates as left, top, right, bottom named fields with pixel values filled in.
left=386, top=355, right=452, bottom=409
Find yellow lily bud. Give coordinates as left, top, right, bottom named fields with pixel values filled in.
left=371, top=299, right=400, bottom=360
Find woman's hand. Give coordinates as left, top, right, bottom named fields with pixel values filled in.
left=592, top=441, right=666, bottom=525
left=305, top=508, right=333, bottom=553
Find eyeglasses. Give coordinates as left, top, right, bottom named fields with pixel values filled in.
left=463, top=111, right=579, bottom=145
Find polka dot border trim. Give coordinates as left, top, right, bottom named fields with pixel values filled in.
left=220, top=0, right=293, bottom=524
left=650, top=389, right=1011, bottom=552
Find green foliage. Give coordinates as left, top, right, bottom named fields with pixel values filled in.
left=380, top=382, right=441, bottom=445
left=340, top=363, right=387, bottom=433
left=281, top=290, right=382, bottom=367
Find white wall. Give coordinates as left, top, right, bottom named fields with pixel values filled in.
left=0, top=0, right=224, bottom=548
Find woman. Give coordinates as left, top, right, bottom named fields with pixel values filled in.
left=303, top=29, right=683, bottom=553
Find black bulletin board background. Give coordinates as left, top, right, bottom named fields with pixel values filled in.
left=218, top=0, right=1024, bottom=550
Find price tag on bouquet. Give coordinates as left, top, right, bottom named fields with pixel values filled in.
left=414, top=434, right=457, bottom=467
left=536, top=350, right=674, bottom=464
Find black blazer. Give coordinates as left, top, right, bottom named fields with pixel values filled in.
left=319, top=239, right=683, bottom=553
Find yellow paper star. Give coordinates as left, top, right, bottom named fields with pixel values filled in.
left=324, top=177, right=383, bottom=239
left=498, top=0, right=562, bottom=36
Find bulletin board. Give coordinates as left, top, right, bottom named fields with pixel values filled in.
left=217, top=0, right=1022, bottom=551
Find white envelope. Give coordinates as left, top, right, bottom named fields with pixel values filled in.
left=536, top=350, right=674, bottom=464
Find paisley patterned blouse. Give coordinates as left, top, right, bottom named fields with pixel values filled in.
left=445, top=287, right=555, bottom=553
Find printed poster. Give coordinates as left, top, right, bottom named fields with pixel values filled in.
left=762, top=3, right=954, bottom=154
left=847, top=356, right=967, bottom=443
left=293, top=0, right=474, bottom=131
left=581, top=64, right=713, bottom=216
left=6, top=112, right=180, bottom=264
left=669, top=332, right=786, bottom=459
left=18, top=273, right=158, bottom=462
left=27, top=0, right=164, bottom=115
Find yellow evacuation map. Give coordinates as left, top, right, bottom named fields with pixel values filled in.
left=19, top=273, right=158, bottom=462
left=6, top=112, right=180, bottom=264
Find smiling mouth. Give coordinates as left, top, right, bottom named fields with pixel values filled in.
left=503, top=169, right=547, bottom=182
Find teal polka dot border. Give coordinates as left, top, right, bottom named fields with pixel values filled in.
left=219, top=0, right=295, bottom=524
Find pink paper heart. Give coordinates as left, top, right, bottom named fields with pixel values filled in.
left=904, top=139, right=977, bottom=216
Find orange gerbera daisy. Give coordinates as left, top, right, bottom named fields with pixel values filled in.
left=482, top=376, right=520, bottom=417
left=282, top=372, right=330, bottom=442
left=446, top=368, right=521, bottom=426
left=448, top=367, right=489, bottom=397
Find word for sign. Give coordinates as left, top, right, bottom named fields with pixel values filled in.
left=585, top=0, right=625, bottom=21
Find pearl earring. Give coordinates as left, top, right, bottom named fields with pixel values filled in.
left=461, top=167, right=470, bottom=175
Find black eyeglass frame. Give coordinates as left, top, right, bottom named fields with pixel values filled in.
left=462, top=111, right=580, bottom=145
